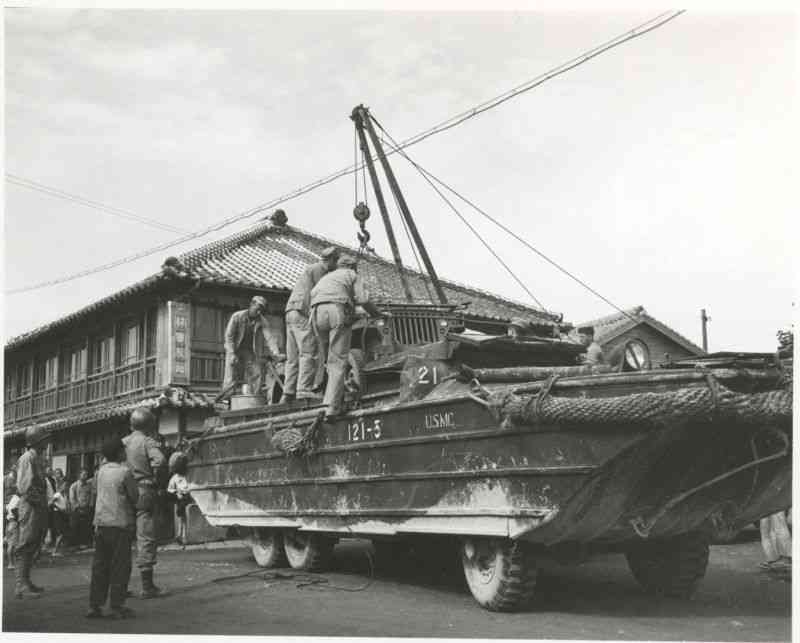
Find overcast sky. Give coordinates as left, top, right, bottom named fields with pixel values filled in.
left=3, top=9, right=796, bottom=351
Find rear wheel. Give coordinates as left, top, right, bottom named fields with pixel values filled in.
left=461, top=538, right=538, bottom=612
left=249, top=529, right=287, bottom=568
left=283, top=531, right=335, bottom=571
left=626, top=531, right=710, bottom=598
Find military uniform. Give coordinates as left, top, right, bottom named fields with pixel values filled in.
left=284, top=257, right=335, bottom=399
left=15, top=448, right=48, bottom=596
left=123, top=429, right=165, bottom=574
left=223, top=307, right=284, bottom=399
left=309, top=261, right=373, bottom=416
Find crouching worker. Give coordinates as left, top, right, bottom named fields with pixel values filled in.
left=87, top=437, right=138, bottom=619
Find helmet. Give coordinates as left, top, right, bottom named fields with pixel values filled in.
left=25, top=425, right=50, bottom=448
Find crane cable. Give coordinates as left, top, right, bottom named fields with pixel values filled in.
left=371, top=114, right=639, bottom=324
left=5, top=10, right=686, bottom=296
left=371, top=116, right=548, bottom=312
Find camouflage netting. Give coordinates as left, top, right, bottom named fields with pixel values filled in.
left=487, top=380, right=793, bottom=429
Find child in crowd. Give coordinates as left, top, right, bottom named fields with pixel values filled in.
left=167, top=453, right=191, bottom=548
left=5, top=491, right=20, bottom=570
left=86, top=437, right=138, bottom=620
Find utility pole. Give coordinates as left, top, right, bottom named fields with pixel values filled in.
left=700, top=308, right=710, bottom=353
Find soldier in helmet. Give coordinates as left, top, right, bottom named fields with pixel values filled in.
left=309, top=255, right=387, bottom=419
left=122, top=407, right=166, bottom=599
left=14, top=425, right=50, bottom=598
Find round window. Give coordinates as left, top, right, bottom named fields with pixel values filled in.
left=623, top=339, right=651, bottom=370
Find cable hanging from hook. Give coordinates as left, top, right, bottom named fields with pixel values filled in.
left=353, top=136, right=373, bottom=256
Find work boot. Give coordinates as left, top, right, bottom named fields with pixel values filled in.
left=279, top=393, right=296, bottom=404
left=140, top=569, right=166, bottom=599
left=85, top=607, right=103, bottom=618
left=15, top=552, right=42, bottom=599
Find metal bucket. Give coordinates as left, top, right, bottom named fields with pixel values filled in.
left=230, top=394, right=265, bottom=411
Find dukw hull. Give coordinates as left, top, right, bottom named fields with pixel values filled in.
left=187, top=368, right=791, bottom=546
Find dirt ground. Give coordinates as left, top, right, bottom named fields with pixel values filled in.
left=1, top=530, right=791, bottom=640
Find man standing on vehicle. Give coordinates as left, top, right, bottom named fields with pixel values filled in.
left=309, top=255, right=387, bottom=420
left=223, top=296, right=286, bottom=402
left=578, top=326, right=606, bottom=366
left=123, top=407, right=166, bottom=599
left=14, top=425, right=50, bottom=598
left=281, top=246, right=340, bottom=404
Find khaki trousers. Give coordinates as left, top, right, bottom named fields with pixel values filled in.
left=135, top=486, right=157, bottom=571
left=312, top=303, right=352, bottom=415
left=284, top=310, right=319, bottom=397
left=15, top=498, right=47, bottom=591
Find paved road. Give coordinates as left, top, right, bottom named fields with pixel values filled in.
left=2, top=532, right=790, bottom=640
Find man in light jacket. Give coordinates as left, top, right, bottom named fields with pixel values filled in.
left=223, top=296, right=285, bottom=401
left=281, top=246, right=339, bottom=403
left=309, top=255, right=386, bottom=419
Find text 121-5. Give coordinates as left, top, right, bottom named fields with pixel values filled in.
left=347, top=419, right=382, bottom=442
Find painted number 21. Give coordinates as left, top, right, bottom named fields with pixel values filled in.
left=417, top=365, right=439, bottom=385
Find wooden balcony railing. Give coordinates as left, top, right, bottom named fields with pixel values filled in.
left=4, top=356, right=159, bottom=427
left=31, top=389, right=58, bottom=417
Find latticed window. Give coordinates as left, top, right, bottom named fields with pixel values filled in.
left=34, top=355, right=58, bottom=391
left=145, top=307, right=158, bottom=357
left=17, top=363, right=31, bottom=396
left=62, top=343, right=87, bottom=382
left=4, top=372, right=14, bottom=402
left=119, top=322, right=141, bottom=366
left=91, top=335, right=113, bottom=373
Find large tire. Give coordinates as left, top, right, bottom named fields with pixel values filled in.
left=283, top=531, right=335, bottom=572
left=249, top=529, right=288, bottom=568
left=461, top=538, right=538, bottom=612
left=626, top=531, right=710, bottom=598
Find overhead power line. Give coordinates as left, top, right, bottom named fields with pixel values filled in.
left=372, top=117, right=639, bottom=324
left=372, top=117, right=548, bottom=312
left=5, top=9, right=685, bottom=295
left=6, top=174, right=190, bottom=235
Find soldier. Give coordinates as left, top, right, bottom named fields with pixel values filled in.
left=281, top=246, right=340, bottom=404
left=578, top=326, right=606, bottom=365
left=309, top=255, right=386, bottom=419
left=223, top=295, right=285, bottom=402
left=122, top=407, right=166, bottom=599
left=14, top=425, right=50, bottom=598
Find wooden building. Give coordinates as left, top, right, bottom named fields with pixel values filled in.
left=577, top=305, right=705, bottom=369
left=4, top=212, right=557, bottom=475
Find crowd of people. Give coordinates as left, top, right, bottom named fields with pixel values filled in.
left=3, top=463, right=97, bottom=564
left=4, top=407, right=191, bottom=618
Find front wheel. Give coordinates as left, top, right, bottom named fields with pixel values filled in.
left=625, top=531, right=710, bottom=598
left=461, top=538, right=538, bottom=612
left=283, top=531, right=335, bottom=572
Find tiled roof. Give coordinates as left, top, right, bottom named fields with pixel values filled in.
left=5, top=273, right=178, bottom=351
left=179, top=221, right=559, bottom=323
left=577, top=306, right=705, bottom=356
left=4, top=387, right=217, bottom=440
left=6, top=218, right=560, bottom=352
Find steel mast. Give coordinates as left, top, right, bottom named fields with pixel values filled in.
left=352, top=104, right=448, bottom=305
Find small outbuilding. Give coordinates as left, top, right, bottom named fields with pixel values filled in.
left=577, top=306, right=705, bottom=369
